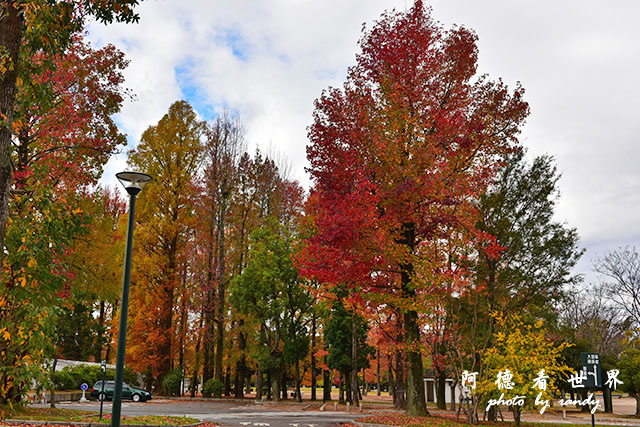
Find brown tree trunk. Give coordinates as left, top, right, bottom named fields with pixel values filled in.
left=377, top=348, right=381, bottom=396
left=394, top=349, right=406, bottom=410
left=450, top=380, right=457, bottom=411
left=311, top=313, right=317, bottom=401
left=0, top=3, right=23, bottom=277
left=295, top=359, right=302, bottom=402
left=271, top=368, right=281, bottom=402
left=388, top=353, right=395, bottom=400
left=95, top=301, right=106, bottom=362
left=255, top=366, right=262, bottom=400
left=436, top=365, right=446, bottom=409
left=351, top=314, right=359, bottom=407
left=190, top=310, right=204, bottom=397
left=157, top=235, right=177, bottom=394
left=224, top=367, right=231, bottom=396
left=400, top=222, right=428, bottom=416
left=214, top=197, right=227, bottom=396
left=234, top=322, right=246, bottom=399
left=49, top=358, right=57, bottom=408
left=281, top=370, right=287, bottom=400
left=323, top=363, right=332, bottom=402
left=513, top=406, right=521, bottom=426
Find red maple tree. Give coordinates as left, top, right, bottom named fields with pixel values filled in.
left=299, top=1, right=529, bottom=415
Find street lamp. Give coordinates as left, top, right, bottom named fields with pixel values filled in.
left=111, top=171, right=152, bottom=427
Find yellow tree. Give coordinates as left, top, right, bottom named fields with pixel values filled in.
left=477, top=313, right=571, bottom=426
left=125, top=100, right=204, bottom=392
left=66, top=188, right=127, bottom=361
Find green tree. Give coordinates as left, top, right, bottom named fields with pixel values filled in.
left=447, top=151, right=583, bottom=420
left=230, top=219, right=311, bottom=401
left=325, top=292, right=373, bottom=404
left=619, top=348, right=640, bottom=417
left=475, top=151, right=583, bottom=317
left=0, top=188, right=89, bottom=404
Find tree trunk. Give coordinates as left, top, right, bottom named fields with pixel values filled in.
left=450, top=380, right=457, bottom=411
left=0, top=3, right=24, bottom=275
left=635, top=394, right=640, bottom=417
left=266, top=370, right=272, bottom=399
left=351, top=314, right=359, bottom=406
left=388, top=353, right=395, bottom=400
left=235, top=321, right=246, bottom=399
left=377, top=348, right=381, bottom=396
left=224, top=367, right=231, bottom=396
left=345, top=371, right=352, bottom=404
left=191, top=311, right=204, bottom=397
left=271, top=368, right=280, bottom=402
left=339, top=373, right=345, bottom=404
left=214, top=195, right=228, bottom=395
left=281, top=370, right=287, bottom=400
left=255, top=367, right=262, bottom=401
left=157, top=236, right=177, bottom=394
left=513, top=406, right=521, bottom=426
left=311, top=313, right=317, bottom=401
left=436, top=365, right=446, bottom=409
left=295, top=359, right=302, bottom=402
left=603, top=384, right=612, bottom=413
left=95, top=301, right=106, bottom=362
left=323, top=367, right=332, bottom=402
left=49, top=358, right=58, bottom=408
left=394, top=350, right=406, bottom=410
left=400, top=222, right=428, bottom=416
left=362, top=367, right=367, bottom=396
left=202, top=322, right=214, bottom=395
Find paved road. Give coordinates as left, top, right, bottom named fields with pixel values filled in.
left=35, top=400, right=361, bottom=427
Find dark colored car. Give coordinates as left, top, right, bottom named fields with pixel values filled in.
left=90, top=380, right=153, bottom=402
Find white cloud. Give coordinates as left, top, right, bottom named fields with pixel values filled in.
left=91, top=0, right=640, bottom=282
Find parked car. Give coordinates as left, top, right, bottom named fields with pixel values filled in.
left=90, top=380, right=152, bottom=402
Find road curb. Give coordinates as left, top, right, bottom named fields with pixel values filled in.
left=1, top=420, right=202, bottom=427
left=352, top=421, right=398, bottom=427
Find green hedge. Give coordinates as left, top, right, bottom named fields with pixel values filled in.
left=162, top=369, right=183, bottom=396
left=203, top=378, right=223, bottom=398
left=53, top=364, right=138, bottom=390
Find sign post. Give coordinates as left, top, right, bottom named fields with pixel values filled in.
left=100, top=360, right=107, bottom=419
left=581, top=352, right=601, bottom=427
left=80, top=383, right=88, bottom=402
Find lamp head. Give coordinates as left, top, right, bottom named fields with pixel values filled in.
left=116, top=171, right=152, bottom=196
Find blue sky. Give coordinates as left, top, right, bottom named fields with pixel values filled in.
left=88, top=0, right=640, bottom=286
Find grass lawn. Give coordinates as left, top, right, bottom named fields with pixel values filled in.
left=1, top=407, right=207, bottom=426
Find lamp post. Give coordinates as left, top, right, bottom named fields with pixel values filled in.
left=111, top=171, right=152, bottom=427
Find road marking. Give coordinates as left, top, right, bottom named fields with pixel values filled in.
left=289, top=424, right=299, bottom=427
left=254, top=423, right=270, bottom=426
left=239, top=423, right=251, bottom=426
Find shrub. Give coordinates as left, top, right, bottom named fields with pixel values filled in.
left=203, top=379, right=223, bottom=398
left=53, top=364, right=141, bottom=390
left=162, top=369, right=183, bottom=396
left=53, top=370, right=76, bottom=390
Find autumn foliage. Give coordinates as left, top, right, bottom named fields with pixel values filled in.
left=299, top=0, right=529, bottom=415
left=0, top=2, right=593, bottom=420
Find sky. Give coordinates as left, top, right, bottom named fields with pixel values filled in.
left=88, top=0, right=640, bottom=285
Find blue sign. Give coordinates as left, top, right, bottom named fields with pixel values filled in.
left=81, top=383, right=88, bottom=391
